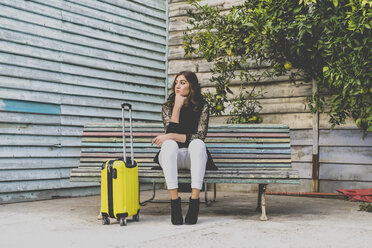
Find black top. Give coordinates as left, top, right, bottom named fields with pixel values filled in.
left=166, top=104, right=203, bottom=148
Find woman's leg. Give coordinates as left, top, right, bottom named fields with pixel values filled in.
left=159, top=140, right=186, bottom=225
left=184, top=139, right=207, bottom=224
left=159, top=139, right=180, bottom=199
left=187, top=139, right=207, bottom=198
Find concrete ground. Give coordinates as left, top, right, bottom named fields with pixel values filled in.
left=0, top=190, right=371, bottom=248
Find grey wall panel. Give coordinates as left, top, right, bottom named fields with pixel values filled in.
left=318, top=129, right=372, bottom=191
left=0, top=158, right=79, bottom=170
left=320, top=180, right=372, bottom=193
left=0, top=168, right=74, bottom=182
left=319, top=163, right=372, bottom=181
left=0, top=0, right=167, bottom=203
left=0, top=187, right=100, bottom=204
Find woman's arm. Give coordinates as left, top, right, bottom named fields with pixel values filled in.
left=167, top=133, right=186, bottom=142
left=151, top=133, right=186, bottom=147
left=153, top=101, right=186, bottom=147
left=170, top=105, right=181, bottom=123
left=170, top=94, right=187, bottom=123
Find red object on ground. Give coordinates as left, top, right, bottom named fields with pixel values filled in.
left=337, top=189, right=372, bottom=203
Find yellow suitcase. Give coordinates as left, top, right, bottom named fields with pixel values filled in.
left=101, top=103, right=140, bottom=226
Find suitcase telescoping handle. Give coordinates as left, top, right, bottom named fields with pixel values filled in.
left=121, top=103, right=134, bottom=164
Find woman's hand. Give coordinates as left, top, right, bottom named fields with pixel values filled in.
left=174, top=94, right=187, bottom=109
left=151, top=134, right=170, bottom=147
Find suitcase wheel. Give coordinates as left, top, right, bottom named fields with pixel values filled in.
left=132, top=214, right=139, bottom=222
left=120, top=218, right=127, bottom=226
left=102, top=217, right=110, bottom=225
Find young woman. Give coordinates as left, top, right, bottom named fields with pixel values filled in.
left=152, top=71, right=217, bottom=225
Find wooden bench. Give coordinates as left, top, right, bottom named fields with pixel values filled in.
left=70, top=123, right=299, bottom=220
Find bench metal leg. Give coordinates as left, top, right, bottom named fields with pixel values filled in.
left=256, top=184, right=263, bottom=211
left=140, top=182, right=157, bottom=206
left=256, top=184, right=268, bottom=221
left=204, top=182, right=217, bottom=206
left=141, top=182, right=217, bottom=206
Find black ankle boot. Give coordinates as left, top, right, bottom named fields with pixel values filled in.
left=171, top=197, right=183, bottom=225
left=185, top=197, right=200, bottom=225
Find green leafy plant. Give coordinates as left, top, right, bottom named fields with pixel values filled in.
left=359, top=202, right=372, bottom=212
left=183, top=0, right=372, bottom=134
left=227, top=88, right=265, bottom=124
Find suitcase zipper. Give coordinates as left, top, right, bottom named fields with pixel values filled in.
left=107, top=160, right=115, bottom=218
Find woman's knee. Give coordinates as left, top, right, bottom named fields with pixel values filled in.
left=188, top=139, right=206, bottom=153
left=160, top=139, right=178, bottom=153
left=159, top=140, right=178, bottom=168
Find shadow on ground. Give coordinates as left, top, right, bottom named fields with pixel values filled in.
left=138, top=190, right=357, bottom=220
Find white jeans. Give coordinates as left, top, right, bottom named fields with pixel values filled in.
left=159, top=139, right=207, bottom=190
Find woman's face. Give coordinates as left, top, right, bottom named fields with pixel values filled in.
left=174, top=75, right=190, bottom=97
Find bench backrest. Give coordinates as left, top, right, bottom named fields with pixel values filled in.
left=79, top=123, right=291, bottom=171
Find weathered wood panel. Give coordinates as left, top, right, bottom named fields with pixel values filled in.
left=291, top=146, right=312, bottom=163
left=290, top=129, right=313, bottom=146
left=319, top=147, right=372, bottom=165
left=211, top=113, right=314, bottom=129
left=0, top=179, right=99, bottom=193
left=216, top=179, right=313, bottom=193
left=0, top=19, right=165, bottom=62
left=320, top=180, right=372, bottom=193
left=0, top=73, right=165, bottom=96
left=211, top=97, right=309, bottom=115
left=0, top=88, right=162, bottom=113
left=319, top=129, right=372, bottom=146
left=169, top=0, right=245, bottom=17
left=0, top=1, right=166, bottom=48
left=0, top=157, right=79, bottom=170
left=0, top=135, right=79, bottom=147
left=202, top=80, right=312, bottom=97
left=319, top=114, right=359, bottom=129
left=0, top=168, right=74, bottom=182
left=319, top=163, right=372, bottom=181
left=0, top=0, right=167, bottom=203
left=0, top=187, right=100, bottom=204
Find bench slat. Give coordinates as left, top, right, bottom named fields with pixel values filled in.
left=76, top=163, right=291, bottom=169
left=216, top=163, right=291, bottom=168
left=70, top=169, right=299, bottom=179
left=81, top=143, right=290, bottom=148
left=79, top=157, right=292, bottom=163
left=84, top=123, right=289, bottom=129
left=81, top=151, right=291, bottom=159
left=83, top=132, right=290, bottom=138
left=77, top=162, right=158, bottom=167
left=84, top=127, right=289, bottom=133
left=82, top=137, right=291, bottom=143
left=80, top=148, right=291, bottom=154
left=70, top=176, right=299, bottom=184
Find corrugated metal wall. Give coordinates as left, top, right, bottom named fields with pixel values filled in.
left=168, top=0, right=372, bottom=193
left=0, top=0, right=168, bottom=203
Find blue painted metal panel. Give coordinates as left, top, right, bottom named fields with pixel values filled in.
left=0, top=99, right=61, bottom=114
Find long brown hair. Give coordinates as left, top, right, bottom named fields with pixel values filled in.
left=165, top=71, right=204, bottom=112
